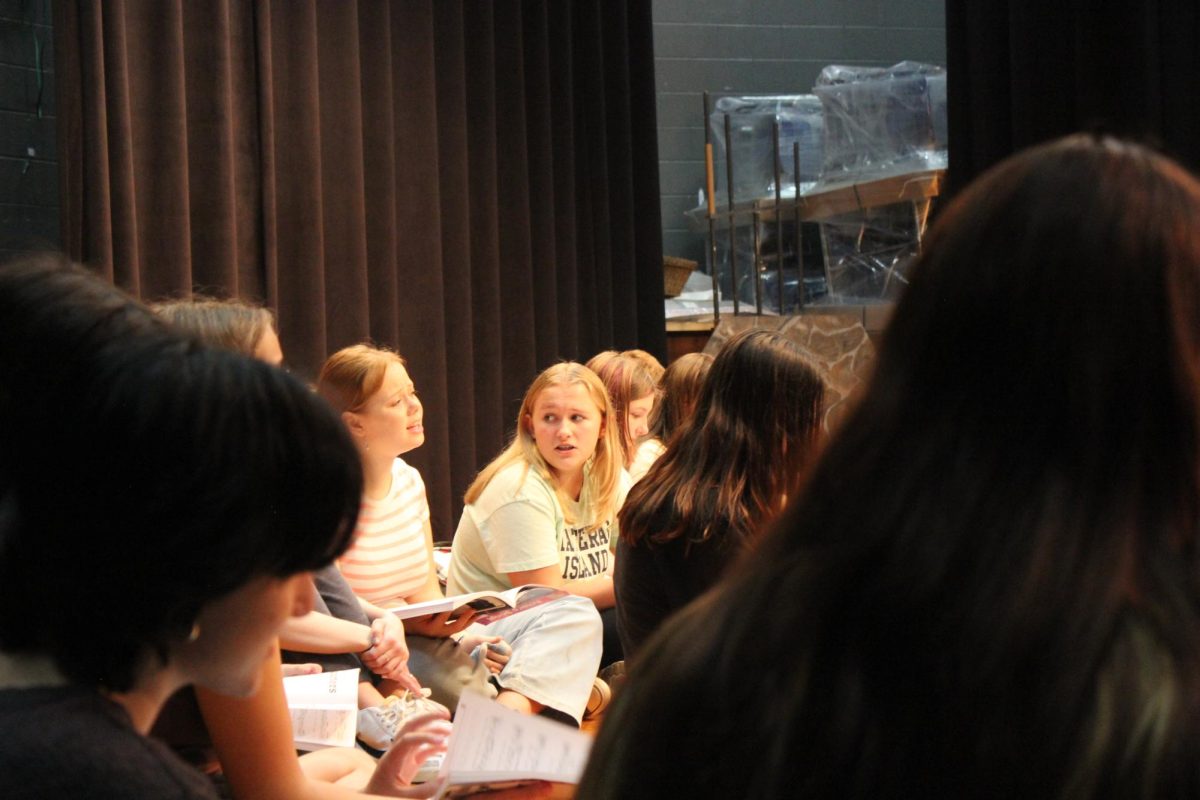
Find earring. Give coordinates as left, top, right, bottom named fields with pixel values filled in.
left=188, top=622, right=202, bottom=643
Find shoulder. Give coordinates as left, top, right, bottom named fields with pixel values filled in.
left=479, top=462, right=555, bottom=505
left=629, top=439, right=666, bottom=481
left=0, top=687, right=217, bottom=799
left=391, top=458, right=426, bottom=493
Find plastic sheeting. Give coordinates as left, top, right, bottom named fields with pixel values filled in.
left=815, top=61, right=947, bottom=182
left=685, top=61, right=946, bottom=310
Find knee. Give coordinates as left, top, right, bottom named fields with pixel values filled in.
left=555, top=594, right=603, bottom=628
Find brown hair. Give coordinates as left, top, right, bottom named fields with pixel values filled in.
left=581, top=135, right=1200, bottom=799
left=620, top=330, right=823, bottom=551
left=653, top=351, right=713, bottom=440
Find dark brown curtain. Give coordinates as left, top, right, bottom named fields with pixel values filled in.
left=944, top=0, right=1200, bottom=200
left=54, top=0, right=665, bottom=537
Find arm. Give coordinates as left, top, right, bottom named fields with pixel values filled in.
left=279, top=612, right=373, bottom=654
left=507, top=565, right=615, bottom=609
left=200, top=649, right=451, bottom=799
left=197, top=648, right=383, bottom=799
left=280, top=607, right=418, bottom=690
left=484, top=496, right=616, bottom=609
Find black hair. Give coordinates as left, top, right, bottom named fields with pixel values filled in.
left=0, top=253, right=362, bottom=691
left=579, top=135, right=1200, bottom=797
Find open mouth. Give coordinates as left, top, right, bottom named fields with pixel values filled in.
left=555, top=444, right=575, bottom=453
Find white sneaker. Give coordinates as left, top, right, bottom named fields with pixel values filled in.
left=583, top=676, right=612, bottom=720
left=356, top=690, right=450, bottom=751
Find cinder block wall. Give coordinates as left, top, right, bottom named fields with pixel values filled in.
left=652, top=0, right=945, bottom=266
left=0, top=0, right=56, bottom=260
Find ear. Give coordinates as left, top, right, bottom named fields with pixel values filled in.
left=342, top=410, right=366, bottom=436
left=523, top=412, right=533, bottom=435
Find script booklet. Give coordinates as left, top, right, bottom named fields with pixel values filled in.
left=282, top=667, right=359, bottom=750
left=391, top=584, right=568, bottom=625
left=435, top=689, right=592, bottom=798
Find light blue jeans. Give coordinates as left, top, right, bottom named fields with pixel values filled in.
left=464, top=593, right=603, bottom=724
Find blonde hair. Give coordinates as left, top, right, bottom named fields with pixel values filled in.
left=465, top=362, right=624, bottom=531
left=153, top=296, right=274, bottom=357
left=316, top=343, right=405, bottom=414
left=585, top=350, right=662, bottom=468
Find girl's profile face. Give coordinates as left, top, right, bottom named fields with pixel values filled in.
left=527, top=382, right=603, bottom=485
left=626, top=393, right=655, bottom=443
left=358, top=361, right=425, bottom=456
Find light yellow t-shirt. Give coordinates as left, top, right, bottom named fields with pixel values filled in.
left=446, top=462, right=630, bottom=594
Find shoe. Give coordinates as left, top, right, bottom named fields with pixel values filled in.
left=583, top=676, right=611, bottom=720
left=356, top=690, right=450, bottom=751
left=598, top=660, right=626, bottom=695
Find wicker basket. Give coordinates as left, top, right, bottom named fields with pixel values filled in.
left=663, top=256, right=697, bottom=298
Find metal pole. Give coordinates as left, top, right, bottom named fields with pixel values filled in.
left=703, top=92, right=719, bottom=325
left=793, top=140, right=804, bottom=310
left=772, top=118, right=784, bottom=314
left=724, top=112, right=739, bottom=315
left=752, top=208, right=762, bottom=315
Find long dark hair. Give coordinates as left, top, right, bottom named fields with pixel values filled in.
left=619, top=329, right=823, bottom=550
left=580, top=136, right=1200, bottom=798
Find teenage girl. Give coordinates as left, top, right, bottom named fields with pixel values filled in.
left=0, top=257, right=430, bottom=799
left=447, top=362, right=629, bottom=669
left=614, top=330, right=824, bottom=656
left=585, top=350, right=661, bottom=476
left=319, top=346, right=604, bottom=726
left=581, top=135, right=1200, bottom=798
left=629, top=351, right=713, bottom=482
left=153, top=297, right=458, bottom=797
left=155, top=299, right=428, bottom=734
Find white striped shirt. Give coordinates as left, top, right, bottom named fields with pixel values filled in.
left=339, top=458, right=431, bottom=609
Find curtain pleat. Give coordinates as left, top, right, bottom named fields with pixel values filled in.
left=945, top=0, right=1200, bottom=199
left=548, top=2, right=580, bottom=353
left=313, top=1, right=370, bottom=357
left=522, top=2, right=562, bottom=368
left=55, top=0, right=665, bottom=536
left=387, top=0, right=454, bottom=524
left=432, top=0, right=481, bottom=531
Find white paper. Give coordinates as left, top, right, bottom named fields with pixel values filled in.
left=282, top=667, right=359, bottom=750
left=438, top=690, right=592, bottom=795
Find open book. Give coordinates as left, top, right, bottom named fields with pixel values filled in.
left=391, top=584, right=567, bottom=626
left=282, top=667, right=359, bottom=750
left=436, top=689, right=593, bottom=798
